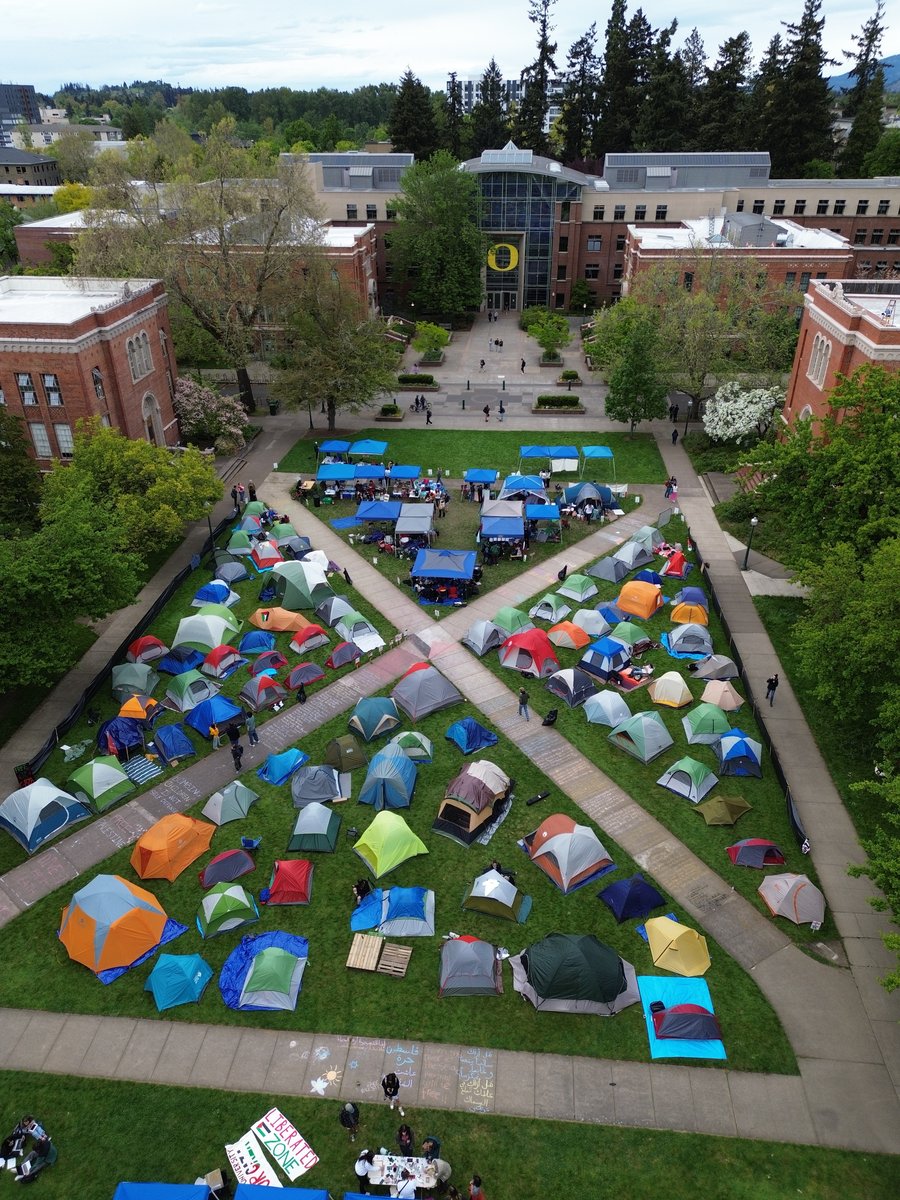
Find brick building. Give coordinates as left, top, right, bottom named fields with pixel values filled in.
left=0, top=276, right=178, bottom=464
left=0, top=148, right=61, bottom=187
left=783, top=279, right=900, bottom=426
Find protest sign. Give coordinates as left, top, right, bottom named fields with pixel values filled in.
left=252, top=1108, right=319, bottom=1181
left=225, top=1129, right=282, bottom=1187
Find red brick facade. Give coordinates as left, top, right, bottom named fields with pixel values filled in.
left=0, top=277, right=178, bottom=464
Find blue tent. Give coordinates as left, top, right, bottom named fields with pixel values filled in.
left=446, top=717, right=499, bottom=754
left=185, top=695, right=242, bottom=738
left=152, top=724, right=196, bottom=766
left=191, top=580, right=233, bottom=606
left=355, top=464, right=385, bottom=479
left=674, top=586, right=709, bottom=609
left=358, top=747, right=417, bottom=810
left=464, top=468, right=499, bottom=484
left=526, top=504, right=560, bottom=520
left=235, top=1189, right=330, bottom=1200
left=715, top=730, right=763, bottom=778
left=157, top=646, right=204, bottom=675
left=579, top=637, right=632, bottom=681
left=598, top=873, right=666, bottom=923
left=634, top=569, right=665, bottom=586
left=519, top=444, right=550, bottom=459
left=357, top=500, right=401, bottom=521
left=257, top=748, right=309, bottom=784
left=239, top=630, right=276, bottom=654
left=548, top=444, right=578, bottom=459
left=498, top=474, right=545, bottom=500
left=389, top=465, right=421, bottom=480
left=596, top=602, right=627, bottom=624
left=144, top=953, right=213, bottom=1011
left=349, top=438, right=387, bottom=457
left=481, top=516, right=524, bottom=539
left=113, top=1187, right=210, bottom=1200
left=316, top=463, right=355, bottom=482
left=563, top=482, right=614, bottom=507
left=349, top=697, right=402, bottom=742
left=320, top=438, right=351, bottom=454
left=96, top=716, right=144, bottom=756
left=411, top=548, right=477, bottom=579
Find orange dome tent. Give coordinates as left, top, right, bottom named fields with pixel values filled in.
left=616, top=581, right=664, bottom=621
left=131, top=814, right=215, bottom=881
left=249, top=608, right=310, bottom=632
left=59, top=873, right=168, bottom=974
left=671, top=602, right=709, bottom=626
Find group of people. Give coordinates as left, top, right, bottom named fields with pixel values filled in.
left=209, top=710, right=261, bottom=773
left=481, top=402, right=506, bottom=422
left=339, top=1075, right=486, bottom=1197
left=1, top=1115, right=54, bottom=1183
left=228, top=480, right=258, bottom=511
left=664, top=476, right=678, bottom=500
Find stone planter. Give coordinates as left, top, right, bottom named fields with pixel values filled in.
left=556, top=377, right=583, bottom=387
left=417, top=352, right=446, bottom=368
left=375, top=410, right=406, bottom=422
left=540, top=357, right=564, bottom=369
left=396, top=382, right=439, bottom=391
left=532, top=404, right=586, bottom=415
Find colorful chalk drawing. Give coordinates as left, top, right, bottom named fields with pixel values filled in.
left=385, top=1042, right=421, bottom=1095
left=458, top=1047, right=495, bottom=1112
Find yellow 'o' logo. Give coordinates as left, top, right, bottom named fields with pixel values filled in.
left=487, top=243, right=519, bottom=272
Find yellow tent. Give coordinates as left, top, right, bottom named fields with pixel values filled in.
left=648, top=671, right=693, bottom=708
left=671, top=602, right=709, bottom=626
left=645, top=916, right=711, bottom=976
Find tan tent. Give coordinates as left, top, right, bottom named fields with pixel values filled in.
left=645, top=916, right=711, bottom=976
left=701, top=680, right=744, bottom=711
left=648, top=672, right=693, bottom=708
left=758, top=873, right=825, bottom=928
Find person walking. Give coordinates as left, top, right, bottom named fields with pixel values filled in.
left=520, top=357, right=526, bottom=373
left=672, top=402, right=679, bottom=422
left=339, top=1102, right=360, bottom=1143
left=766, top=673, right=779, bottom=706
left=237, top=482, right=246, bottom=508
left=497, top=400, right=505, bottom=422
left=230, top=484, right=239, bottom=512
left=245, top=711, right=259, bottom=747
left=381, top=1071, right=404, bottom=1115
left=483, top=404, right=490, bottom=423
left=230, top=742, right=244, bottom=772
left=664, top=477, right=673, bottom=499
left=671, top=428, right=679, bottom=445
left=426, top=406, right=433, bottom=426
left=488, top=338, right=493, bottom=353
left=296, top=682, right=307, bottom=705
left=518, top=687, right=530, bottom=721
left=480, top=359, right=486, bottom=371
left=354, top=1149, right=375, bottom=1193
left=226, top=723, right=240, bottom=747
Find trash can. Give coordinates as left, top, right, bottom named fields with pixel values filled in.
left=268, top=400, right=280, bottom=415
left=313, top=496, right=321, bottom=508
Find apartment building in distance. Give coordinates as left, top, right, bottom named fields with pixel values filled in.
left=0, top=147, right=61, bottom=187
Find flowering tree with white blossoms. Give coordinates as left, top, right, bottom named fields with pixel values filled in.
left=702, top=382, right=784, bottom=444
left=173, top=378, right=249, bottom=456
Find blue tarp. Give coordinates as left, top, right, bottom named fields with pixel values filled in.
left=637, top=975, right=726, bottom=1060
left=357, top=501, right=402, bottom=521
left=316, top=463, right=355, bottom=481
left=257, top=748, right=309, bottom=784
left=519, top=445, right=550, bottom=458
left=96, top=716, right=144, bottom=756
left=354, top=464, right=385, bottom=479
left=235, top=1188, right=330, bottom=1200
left=219, top=931, right=309, bottom=1011
left=320, top=439, right=351, bottom=453
left=114, top=1187, right=210, bottom=1200
left=185, top=696, right=242, bottom=738
left=465, top=468, right=499, bottom=484
left=349, top=439, right=388, bottom=456
left=526, top=504, right=560, bottom=520
left=97, top=918, right=187, bottom=985
left=481, top=516, right=524, bottom=539
left=660, top=632, right=707, bottom=660
left=410, top=548, right=477, bottom=579
left=390, top=465, right=421, bottom=480
left=548, top=445, right=578, bottom=458
left=445, top=717, right=499, bottom=754
left=152, top=724, right=196, bottom=766
left=157, top=646, right=204, bottom=676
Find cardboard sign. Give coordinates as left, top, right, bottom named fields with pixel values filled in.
left=225, top=1130, right=282, bottom=1188
left=252, top=1108, right=319, bottom=1181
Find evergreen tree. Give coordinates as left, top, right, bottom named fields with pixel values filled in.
left=388, top=70, right=438, bottom=161
left=680, top=27, right=707, bottom=146
left=750, top=34, right=786, bottom=152
left=696, top=33, right=753, bottom=152
left=839, top=4, right=886, bottom=176
left=445, top=72, right=465, bottom=159
left=557, top=23, right=600, bottom=164
left=634, top=23, right=691, bottom=152
left=767, top=1, right=835, bottom=176
left=471, top=59, right=510, bottom=154
left=594, top=1, right=657, bottom=155
left=515, top=0, right=558, bottom=155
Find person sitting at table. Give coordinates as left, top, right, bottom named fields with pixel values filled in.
left=432, top=1157, right=453, bottom=1195
left=396, top=1123, right=415, bottom=1154
left=421, top=1136, right=441, bottom=1162
left=354, top=1149, right=375, bottom=1194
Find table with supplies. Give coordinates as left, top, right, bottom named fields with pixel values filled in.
left=370, top=1153, right=437, bottom=1192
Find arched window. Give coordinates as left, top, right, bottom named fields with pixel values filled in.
left=126, top=332, right=153, bottom=381
left=91, top=368, right=105, bottom=400
left=798, top=404, right=813, bottom=421
left=139, top=331, right=153, bottom=375
left=142, top=392, right=163, bottom=446
left=807, top=333, right=832, bottom=389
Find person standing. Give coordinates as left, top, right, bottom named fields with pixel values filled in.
left=209, top=722, right=222, bottom=750
left=237, top=482, right=246, bottom=508
left=433, top=1158, right=452, bottom=1195
left=488, top=338, right=493, bottom=353
left=671, top=428, right=679, bottom=445
left=483, top=404, right=490, bottom=423
left=480, top=359, right=486, bottom=371
left=245, top=711, right=259, bottom=747
left=339, top=1102, right=360, bottom=1143
left=248, top=480, right=257, bottom=502
left=426, top=406, right=433, bottom=426
left=396, top=1124, right=415, bottom=1155
left=381, top=1071, right=404, bottom=1116
left=354, top=1149, right=375, bottom=1193
left=231, top=742, right=244, bottom=773
left=664, top=477, right=673, bottom=499
left=766, top=673, right=779, bottom=706
left=230, top=484, right=239, bottom=512
left=296, top=682, right=307, bottom=705
left=226, top=723, right=240, bottom=747
left=497, top=400, right=505, bottom=423
left=396, top=1170, right=416, bottom=1199
left=672, top=403, right=680, bottom=422
left=520, top=358, right=526, bottom=373
left=518, top=687, right=530, bottom=721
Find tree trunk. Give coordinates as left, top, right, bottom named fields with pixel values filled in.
left=236, top=365, right=256, bottom=413
left=327, top=398, right=336, bottom=432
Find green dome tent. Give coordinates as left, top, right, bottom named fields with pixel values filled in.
left=201, top=781, right=259, bottom=825
left=68, top=756, right=135, bottom=813
left=462, top=869, right=532, bottom=923
left=657, top=757, right=719, bottom=803
left=197, top=883, right=259, bottom=938
left=238, top=945, right=307, bottom=1011
left=608, top=711, right=674, bottom=763
left=287, top=802, right=341, bottom=852
left=492, top=607, right=534, bottom=636
left=682, top=703, right=731, bottom=745
left=111, top=663, right=159, bottom=701
left=353, top=811, right=428, bottom=878
left=509, top=933, right=639, bottom=1016
left=385, top=731, right=434, bottom=763
left=324, top=734, right=369, bottom=771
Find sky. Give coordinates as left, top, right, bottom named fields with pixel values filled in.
left=9, top=0, right=892, bottom=97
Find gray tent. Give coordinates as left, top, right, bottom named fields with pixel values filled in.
left=461, top=620, right=505, bottom=657
left=583, top=690, right=631, bottom=728
left=668, top=624, right=714, bottom=656
left=631, top=524, right=661, bottom=550
left=112, top=663, right=159, bottom=700
left=587, top=557, right=629, bottom=583
left=571, top=609, right=610, bottom=638
left=215, top=561, right=250, bottom=584
left=291, top=765, right=351, bottom=806
left=439, top=938, right=503, bottom=996
left=287, top=802, right=341, bottom=852
left=315, top=594, right=354, bottom=627
left=462, top=869, right=532, bottom=923
left=391, top=666, right=462, bottom=721
left=608, top=711, right=674, bottom=763
left=613, top=541, right=654, bottom=570
left=396, top=503, right=434, bottom=537
left=690, top=654, right=739, bottom=681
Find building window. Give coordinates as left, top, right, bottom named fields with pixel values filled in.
left=683, top=272, right=693, bottom=291
left=54, top=423, right=74, bottom=457
left=554, top=292, right=566, bottom=308
left=794, top=200, right=806, bottom=215
left=29, top=422, right=51, bottom=457
left=127, top=332, right=153, bottom=382
left=586, top=235, right=602, bottom=251
left=785, top=272, right=796, bottom=288
left=584, top=264, right=600, bottom=279
left=655, top=205, right=668, bottom=221
left=888, top=229, right=900, bottom=245
left=592, top=205, right=605, bottom=220
left=799, top=272, right=811, bottom=292
left=0, top=386, right=5, bottom=405
left=877, top=200, right=890, bottom=215
left=816, top=200, right=829, bottom=215
left=385, top=206, right=397, bottom=220
left=856, top=200, right=869, bottom=215
left=833, top=199, right=846, bottom=215
left=16, top=372, right=37, bottom=405
left=558, top=235, right=568, bottom=252
left=854, top=230, right=867, bottom=244
left=736, top=199, right=744, bottom=212
left=807, top=332, right=832, bottom=388
left=346, top=204, right=358, bottom=219
left=870, top=229, right=884, bottom=244
left=615, top=234, right=625, bottom=252
left=556, top=264, right=567, bottom=280
left=560, top=202, right=570, bottom=221
left=752, top=200, right=765, bottom=215
left=42, top=373, right=62, bottom=405
left=773, top=200, right=785, bottom=215
left=815, top=271, right=827, bottom=279
left=366, top=204, right=377, bottom=220
left=634, top=205, right=646, bottom=221
left=876, top=260, right=888, bottom=274
left=612, top=264, right=623, bottom=280
left=90, top=367, right=105, bottom=401
left=613, top=205, right=626, bottom=221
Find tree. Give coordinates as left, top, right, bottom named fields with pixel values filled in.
left=388, top=70, right=438, bottom=161
left=444, top=73, right=465, bottom=159
left=750, top=35, right=787, bottom=152
left=0, top=409, right=43, bottom=536
left=557, top=23, right=599, bottom=163
left=839, top=4, right=887, bottom=176
left=75, top=118, right=321, bottom=411
left=388, top=150, right=483, bottom=317
left=863, top=128, right=900, bottom=176
left=568, top=278, right=594, bottom=312
left=270, top=277, right=399, bottom=432
left=695, top=33, right=753, bottom=152
left=767, top=0, right=836, bottom=176
left=47, top=128, right=97, bottom=183
left=526, top=310, right=571, bottom=360
left=53, top=182, right=92, bottom=214
left=605, top=315, right=668, bottom=434
left=681, top=25, right=707, bottom=140
left=515, top=0, right=558, bottom=155
left=633, top=23, right=692, bottom=153
left=471, top=60, right=510, bottom=155
left=702, top=382, right=784, bottom=444
left=40, top=420, right=222, bottom=554
left=0, top=200, right=23, bottom=268
left=172, top=378, right=249, bottom=454
left=412, top=322, right=451, bottom=360
left=583, top=295, right=649, bottom=372
left=848, top=770, right=900, bottom=991
left=595, top=0, right=634, bottom=154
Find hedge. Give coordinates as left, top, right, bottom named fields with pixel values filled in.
left=535, top=394, right=582, bottom=408
left=398, top=372, right=436, bottom=386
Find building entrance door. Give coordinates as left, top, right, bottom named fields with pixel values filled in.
left=487, top=291, right=517, bottom=311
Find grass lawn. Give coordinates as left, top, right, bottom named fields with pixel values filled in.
left=5, top=1072, right=899, bottom=1200
left=472, top=516, right=836, bottom=952
left=0, top=625, right=97, bottom=750
left=0, top=677, right=795, bottom=1075
left=278, top=428, right=667, bottom=484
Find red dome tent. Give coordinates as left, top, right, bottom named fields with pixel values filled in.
left=260, top=859, right=314, bottom=905
left=498, top=629, right=560, bottom=679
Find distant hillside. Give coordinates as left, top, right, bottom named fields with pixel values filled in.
left=829, top=53, right=900, bottom=94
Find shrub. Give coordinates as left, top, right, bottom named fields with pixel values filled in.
left=535, top=394, right=582, bottom=409
left=398, top=372, right=436, bottom=386
left=173, top=377, right=248, bottom=455
left=560, top=369, right=581, bottom=381
left=380, top=403, right=401, bottom=416
left=520, top=305, right=550, bottom=332
left=412, top=321, right=450, bottom=358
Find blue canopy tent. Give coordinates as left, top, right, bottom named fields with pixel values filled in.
left=235, top=1189, right=330, bottom=1200
left=465, top=468, right=499, bottom=484
left=390, top=464, right=421, bottom=480
left=316, top=463, right=355, bottom=482
left=357, top=500, right=401, bottom=522
left=349, top=438, right=388, bottom=457
left=319, top=438, right=351, bottom=457
left=526, top=503, right=560, bottom=520
left=498, top=474, right=548, bottom=502
left=480, top=516, right=525, bottom=540
left=411, top=548, right=476, bottom=579
left=517, top=445, right=579, bottom=472
left=580, top=444, right=616, bottom=480
left=354, top=464, right=385, bottom=480
left=113, top=1187, right=210, bottom=1200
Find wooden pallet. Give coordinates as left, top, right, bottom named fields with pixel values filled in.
left=346, top=933, right=383, bottom=972
left=376, top=943, right=412, bottom=978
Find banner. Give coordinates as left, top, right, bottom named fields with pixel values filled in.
left=252, top=1108, right=319, bottom=1181
left=225, top=1130, right=282, bottom=1188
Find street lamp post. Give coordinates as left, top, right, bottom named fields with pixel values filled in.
left=683, top=397, right=693, bottom=440
left=205, top=505, right=215, bottom=553
left=742, top=516, right=759, bottom=571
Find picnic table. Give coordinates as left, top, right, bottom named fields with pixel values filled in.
left=370, top=1154, right=437, bottom=1192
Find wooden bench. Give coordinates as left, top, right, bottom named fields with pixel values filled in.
left=347, top=933, right=383, bottom=972
left=376, top=943, right=413, bottom=978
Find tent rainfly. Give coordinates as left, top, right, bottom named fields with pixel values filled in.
left=440, top=937, right=503, bottom=996
left=521, top=813, right=613, bottom=893
left=656, top=757, right=719, bottom=804
left=509, top=933, right=638, bottom=1015
left=645, top=916, right=711, bottom=976
left=462, top=869, right=532, bottom=923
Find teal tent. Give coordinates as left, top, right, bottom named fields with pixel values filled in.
left=358, top=747, right=417, bottom=810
